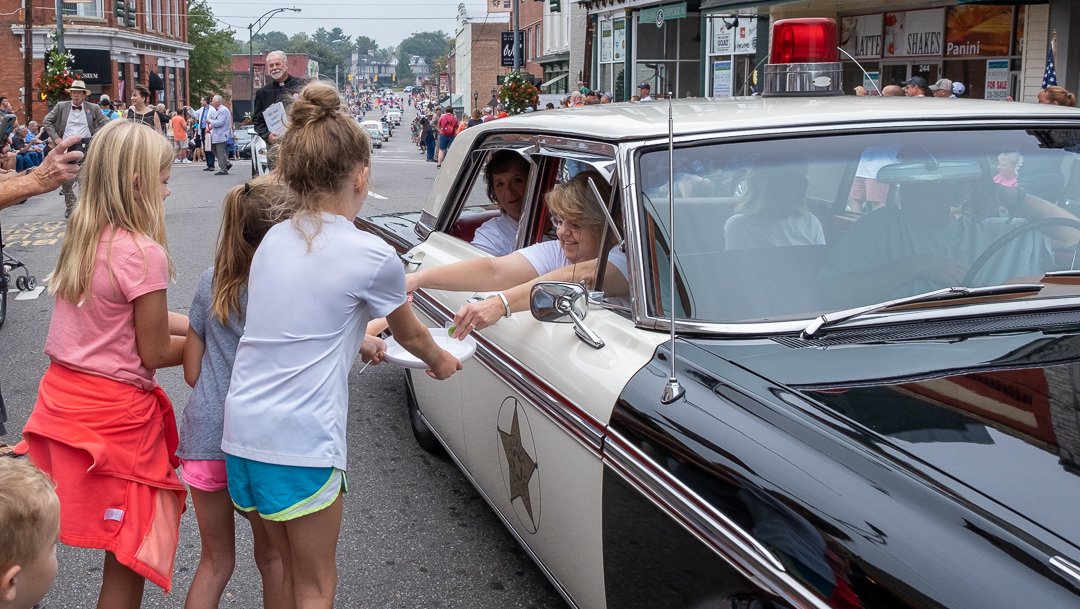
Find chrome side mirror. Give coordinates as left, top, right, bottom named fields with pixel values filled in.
left=530, top=281, right=604, bottom=349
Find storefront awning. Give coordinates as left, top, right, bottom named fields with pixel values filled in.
left=540, top=73, right=569, bottom=88
left=699, top=0, right=792, bottom=10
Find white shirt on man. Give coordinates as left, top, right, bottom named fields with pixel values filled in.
left=63, top=104, right=91, bottom=139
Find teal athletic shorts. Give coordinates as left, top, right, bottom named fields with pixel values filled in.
left=225, top=455, right=347, bottom=521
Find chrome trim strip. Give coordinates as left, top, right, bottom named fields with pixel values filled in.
left=417, top=410, right=584, bottom=609
left=1049, top=556, right=1080, bottom=589
left=411, top=289, right=606, bottom=455
left=603, top=430, right=832, bottom=609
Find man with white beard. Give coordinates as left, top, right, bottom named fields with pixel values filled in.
left=251, top=50, right=309, bottom=163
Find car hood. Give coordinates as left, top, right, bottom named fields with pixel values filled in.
left=692, top=329, right=1080, bottom=553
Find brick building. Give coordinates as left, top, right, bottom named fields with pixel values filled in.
left=1, top=0, right=192, bottom=123
left=451, top=3, right=510, bottom=116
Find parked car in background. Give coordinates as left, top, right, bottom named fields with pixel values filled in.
left=364, top=125, right=383, bottom=149
left=357, top=17, right=1080, bottom=609
left=235, top=126, right=256, bottom=160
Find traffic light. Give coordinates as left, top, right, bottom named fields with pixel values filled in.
left=126, top=1, right=136, bottom=27
left=114, top=0, right=126, bottom=24
left=549, top=0, right=560, bottom=12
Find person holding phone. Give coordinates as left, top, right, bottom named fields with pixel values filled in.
left=41, top=80, right=109, bottom=218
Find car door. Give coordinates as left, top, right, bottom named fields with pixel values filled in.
left=409, top=146, right=665, bottom=608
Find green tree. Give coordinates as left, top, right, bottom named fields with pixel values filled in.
left=187, top=0, right=237, bottom=100
left=395, top=48, right=415, bottom=83
left=252, top=30, right=291, bottom=54
left=354, top=36, right=378, bottom=55
left=398, top=31, right=452, bottom=66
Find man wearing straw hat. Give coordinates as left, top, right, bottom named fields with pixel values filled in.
left=42, top=79, right=109, bottom=218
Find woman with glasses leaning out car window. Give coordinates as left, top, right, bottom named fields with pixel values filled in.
left=407, top=170, right=629, bottom=340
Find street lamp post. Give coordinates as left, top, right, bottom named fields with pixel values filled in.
left=248, top=7, right=301, bottom=118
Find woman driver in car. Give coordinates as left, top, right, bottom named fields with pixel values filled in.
left=406, top=170, right=628, bottom=339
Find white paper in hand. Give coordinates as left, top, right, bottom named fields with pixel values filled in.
left=263, top=102, right=286, bottom=136
left=383, top=328, right=476, bottom=369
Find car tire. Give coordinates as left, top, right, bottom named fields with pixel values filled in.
left=404, top=369, right=446, bottom=456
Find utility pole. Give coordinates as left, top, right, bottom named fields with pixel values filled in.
left=23, top=0, right=33, bottom=121
left=512, top=0, right=520, bottom=71
left=54, top=0, right=64, bottom=54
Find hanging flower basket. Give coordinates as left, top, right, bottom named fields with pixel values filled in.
left=36, top=33, right=77, bottom=106
left=497, top=72, right=540, bottom=116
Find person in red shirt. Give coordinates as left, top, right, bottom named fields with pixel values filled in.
left=436, top=107, right=458, bottom=168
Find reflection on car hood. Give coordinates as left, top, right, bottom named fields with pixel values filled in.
left=694, top=329, right=1080, bottom=551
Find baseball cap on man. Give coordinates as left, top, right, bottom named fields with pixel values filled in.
left=929, top=78, right=953, bottom=92
left=902, top=76, right=928, bottom=88
left=952, top=82, right=966, bottom=96
left=638, top=82, right=651, bottom=90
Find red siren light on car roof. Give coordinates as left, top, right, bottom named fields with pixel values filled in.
left=770, top=18, right=838, bottom=64
left=762, top=18, right=843, bottom=97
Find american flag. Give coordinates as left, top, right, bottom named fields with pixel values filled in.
left=1042, top=43, right=1058, bottom=89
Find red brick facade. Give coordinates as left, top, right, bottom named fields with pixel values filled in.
left=0, top=0, right=191, bottom=123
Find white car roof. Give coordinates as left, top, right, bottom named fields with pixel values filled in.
left=426, top=96, right=1080, bottom=217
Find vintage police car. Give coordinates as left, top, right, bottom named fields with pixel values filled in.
left=359, top=19, right=1080, bottom=609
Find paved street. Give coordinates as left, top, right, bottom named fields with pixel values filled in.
left=0, top=106, right=566, bottom=608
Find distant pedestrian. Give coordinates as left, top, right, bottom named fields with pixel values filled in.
left=422, top=114, right=436, bottom=162
left=126, top=84, right=162, bottom=131
left=170, top=109, right=188, bottom=163
left=155, top=103, right=168, bottom=135
left=209, top=95, right=233, bottom=175
left=179, top=175, right=291, bottom=609
left=467, top=108, right=482, bottom=127
left=436, top=107, right=457, bottom=168
left=41, top=79, right=110, bottom=218
left=902, top=76, right=931, bottom=97
left=16, top=119, right=189, bottom=608
left=1038, top=85, right=1076, bottom=106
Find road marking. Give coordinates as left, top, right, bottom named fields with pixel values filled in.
left=14, top=286, right=44, bottom=300
left=2, top=221, right=66, bottom=248
left=368, top=191, right=388, bottom=200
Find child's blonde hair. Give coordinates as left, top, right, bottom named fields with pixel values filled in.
left=0, top=459, right=59, bottom=569
left=49, top=119, right=174, bottom=303
left=212, top=175, right=294, bottom=323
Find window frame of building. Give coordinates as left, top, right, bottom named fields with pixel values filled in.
left=62, top=0, right=104, bottom=19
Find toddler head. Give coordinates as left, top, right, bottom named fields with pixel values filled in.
left=0, top=459, right=60, bottom=609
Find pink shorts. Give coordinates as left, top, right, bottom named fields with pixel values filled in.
left=180, top=458, right=228, bottom=492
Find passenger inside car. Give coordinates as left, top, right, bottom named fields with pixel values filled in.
left=470, top=150, right=531, bottom=256
left=723, top=153, right=826, bottom=251
left=407, top=170, right=628, bottom=339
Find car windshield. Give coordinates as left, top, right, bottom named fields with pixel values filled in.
left=638, top=128, right=1080, bottom=324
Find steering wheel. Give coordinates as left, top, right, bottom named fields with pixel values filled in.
left=961, top=216, right=1080, bottom=286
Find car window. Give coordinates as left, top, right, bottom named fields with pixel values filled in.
left=639, top=129, right=1080, bottom=323
left=444, top=148, right=537, bottom=255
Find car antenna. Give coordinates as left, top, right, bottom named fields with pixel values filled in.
left=837, top=47, right=881, bottom=95
left=660, top=70, right=684, bottom=404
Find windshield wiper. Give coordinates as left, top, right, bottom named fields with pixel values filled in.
left=801, top=284, right=1045, bottom=339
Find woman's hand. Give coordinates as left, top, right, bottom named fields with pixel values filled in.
left=451, top=298, right=505, bottom=339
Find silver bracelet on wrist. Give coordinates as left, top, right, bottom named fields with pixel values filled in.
left=488, top=292, right=512, bottom=318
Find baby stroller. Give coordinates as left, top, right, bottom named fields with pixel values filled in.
left=0, top=220, right=38, bottom=330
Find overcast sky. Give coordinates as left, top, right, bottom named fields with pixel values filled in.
left=207, top=0, right=487, bottom=49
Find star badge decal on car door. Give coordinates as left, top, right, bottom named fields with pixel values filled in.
left=498, top=397, right=541, bottom=533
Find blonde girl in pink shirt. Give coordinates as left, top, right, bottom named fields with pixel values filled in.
left=18, top=119, right=188, bottom=609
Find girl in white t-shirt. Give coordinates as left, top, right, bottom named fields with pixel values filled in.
left=471, top=150, right=530, bottom=256
left=408, top=170, right=629, bottom=339
left=220, top=83, right=460, bottom=609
